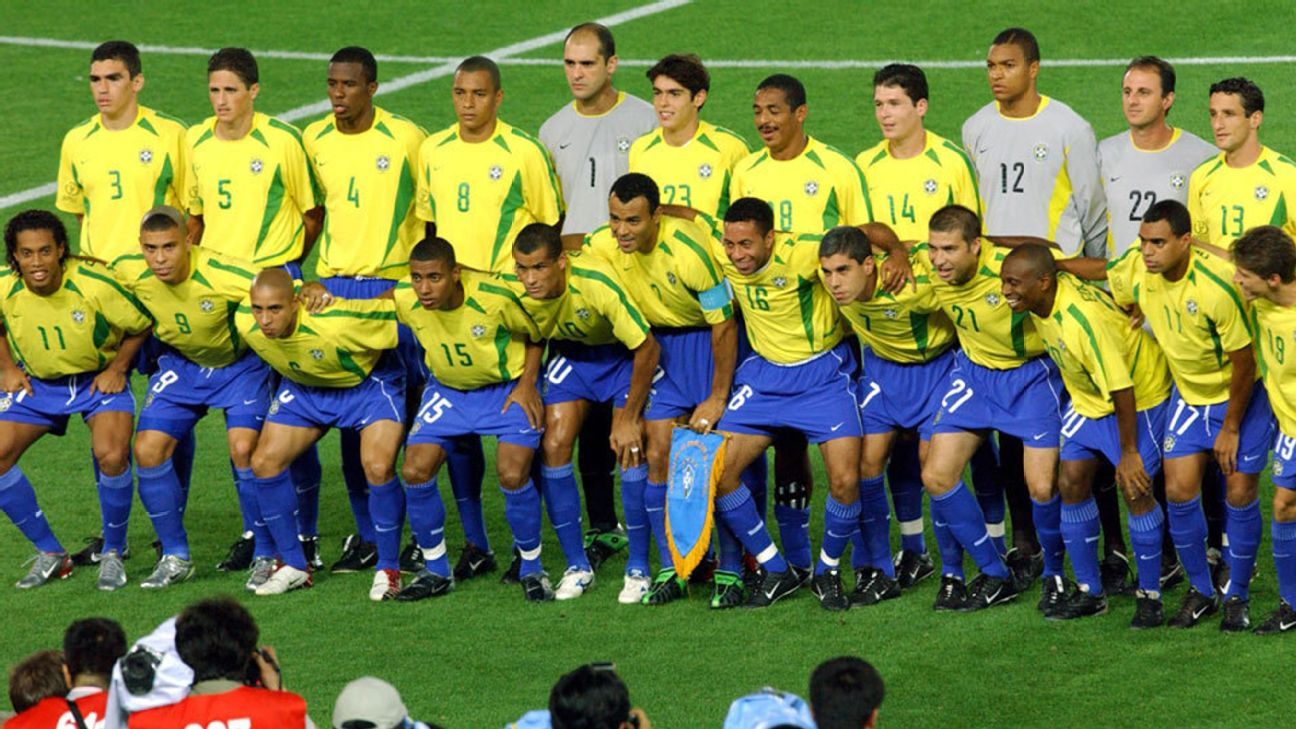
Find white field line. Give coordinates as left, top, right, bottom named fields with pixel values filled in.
left=0, top=0, right=691, bottom=211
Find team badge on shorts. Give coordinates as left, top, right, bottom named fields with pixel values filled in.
left=1275, top=459, right=1285, bottom=477
left=376, top=155, right=390, bottom=172
left=1256, top=186, right=1269, bottom=201
left=71, top=310, right=86, bottom=324
left=145, top=392, right=156, bottom=408
left=199, top=299, right=215, bottom=313
left=0, top=394, right=11, bottom=412
left=1033, top=142, right=1049, bottom=161
left=310, top=349, right=324, bottom=361
left=268, top=399, right=280, bottom=415
left=1170, top=172, right=1186, bottom=190
left=1164, top=434, right=1176, bottom=452
left=250, top=158, right=264, bottom=175
left=139, top=148, right=153, bottom=164
left=666, top=427, right=726, bottom=579
left=923, top=178, right=938, bottom=195
left=698, top=163, right=712, bottom=179
left=804, top=180, right=819, bottom=196
left=489, top=165, right=503, bottom=181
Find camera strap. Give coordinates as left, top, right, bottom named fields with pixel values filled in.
left=65, top=699, right=91, bottom=729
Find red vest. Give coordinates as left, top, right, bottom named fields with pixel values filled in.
left=7, top=692, right=108, bottom=729
left=127, top=686, right=308, bottom=729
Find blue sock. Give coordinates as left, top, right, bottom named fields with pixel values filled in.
left=539, top=463, right=591, bottom=571
left=887, top=438, right=926, bottom=554
left=235, top=467, right=273, bottom=559
left=1128, top=506, right=1166, bottom=594
left=448, top=435, right=489, bottom=551
left=1060, top=497, right=1102, bottom=595
left=774, top=499, right=812, bottom=570
left=1273, top=519, right=1296, bottom=606
left=930, top=482, right=1007, bottom=578
left=717, top=521, right=744, bottom=573
left=818, top=496, right=861, bottom=574
left=403, top=478, right=451, bottom=577
left=502, top=481, right=543, bottom=577
left=645, top=480, right=671, bottom=567
left=1169, top=496, right=1214, bottom=596
left=620, top=464, right=649, bottom=575
left=368, top=478, right=405, bottom=571
left=173, top=430, right=195, bottom=513
left=254, top=470, right=307, bottom=570
left=97, top=469, right=133, bottom=554
left=741, top=455, right=768, bottom=516
left=970, top=441, right=1006, bottom=555
left=288, top=448, right=327, bottom=540
left=1225, top=500, right=1262, bottom=600
left=339, top=428, right=371, bottom=541
left=932, top=509, right=965, bottom=580
left=858, top=476, right=894, bottom=576
left=0, top=466, right=61, bottom=553
left=716, top=486, right=788, bottom=573
left=135, top=461, right=189, bottom=560
left=1032, top=495, right=1064, bottom=578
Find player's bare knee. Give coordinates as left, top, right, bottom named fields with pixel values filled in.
left=227, top=438, right=256, bottom=469
left=361, top=458, right=395, bottom=486
left=250, top=448, right=286, bottom=479
left=828, top=476, right=858, bottom=504
left=1163, top=475, right=1197, bottom=503
left=1274, top=492, right=1296, bottom=522
left=401, top=460, right=432, bottom=485
left=920, top=462, right=957, bottom=495
left=1225, top=477, right=1259, bottom=506
left=133, top=436, right=170, bottom=470
left=541, top=436, right=573, bottom=468
left=95, top=448, right=129, bottom=477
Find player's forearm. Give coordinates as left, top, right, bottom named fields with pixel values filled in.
left=1111, top=387, right=1139, bottom=454
left=108, top=329, right=152, bottom=375
left=300, top=206, right=325, bottom=259
left=1191, top=236, right=1231, bottom=260
left=659, top=204, right=698, bottom=222
left=520, top=340, right=544, bottom=387
left=623, top=335, right=661, bottom=418
left=987, top=235, right=1059, bottom=250
left=1222, top=347, right=1257, bottom=432
left=707, top=318, right=738, bottom=402
left=859, top=222, right=908, bottom=255
left=187, top=215, right=204, bottom=246
left=1055, top=256, right=1109, bottom=281
left=560, top=233, right=586, bottom=252
left=0, top=332, right=20, bottom=373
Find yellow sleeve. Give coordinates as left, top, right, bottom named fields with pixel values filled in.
left=837, top=156, right=873, bottom=226
left=674, top=228, right=734, bottom=324
left=498, top=292, right=542, bottom=341
left=415, top=140, right=435, bottom=223
left=949, top=146, right=982, bottom=217
left=591, top=267, right=649, bottom=349
left=323, top=299, right=400, bottom=352
left=206, top=254, right=259, bottom=301
left=391, top=282, right=416, bottom=326
left=84, top=266, right=152, bottom=334
left=1187, top=165, right=1210, bottom=241
left=522, top=138, right=564, bottom=224
left=280, top=128, right=320, bottom=215
left=1201, top=264, right=1253, bottom=353
left=185, top=127, right=204, bottom=217
left=1106, top=248, right=1138, bottom=308
left=55, top=129, right=83, bottom=215
left=1077, top=310, right=1133, bottom=395
left=167, top=121, right=191, bottom=213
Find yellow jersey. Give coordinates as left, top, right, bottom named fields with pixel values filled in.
left=729, top=136, right=872, bottom=234
left=235, top=297, right=397, bottom=388
left=1251, top=296, right=1296, bottom=434
left=510, top=253, right=650, bottom=349
left=111, top=248, right=258, bottom=368
left=832, top=255, right=956, bottom=364
left=1107, top=246, right=1252, bottom=405
left=856, top=130, right=980, bottom=242
left=56, top=106, right=189, bottom=261
left=1033, top=274, right=1170, bottom=418
left=415, top=120, right=563, bottom=273
left=582, top=215, right=733, bottom=328
left=393, top=271, right=540, bottom=390
left=187, top=112, right=321, bottom=266
left=0, top=260, right=151, bottom=379
left=628, top=121, right=751, bottom=218
left=303, top=107, right=427, bottom=279
left=1188, top=146, right=1296, bottom=246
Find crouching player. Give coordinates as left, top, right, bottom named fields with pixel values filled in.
left=393, top=237, right=549, bottom=602
left=0, top=210, right=151, bottom=590
left=237, top=269, right=405, bottom=598
left=1001, top=245, right=1171, bottom=626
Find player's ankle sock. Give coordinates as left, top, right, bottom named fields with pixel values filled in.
left=502, top=480, right=543, bottom=578
left=818, top=496, right=860, bottom=575
left=254, top=470, right=307, bottom=570
left=288, top=447, right=332, bottom=539
left=97, top=469, right=133, bottom=554
left=539, top=463, right=591, bottom=571
left=173, top=429, right=196, bottom=511
left=859, top=476, right=894, bottom=576
left=234, top=467, right=273, bottom=558
left=932, top=510, right=965, bottom=580
left=931, top=482, right=1007, bottom=579
left=402, top=477, right=450, bottom=577
left=716, top=485, right=788, bottom=573
left=446, top=437, right=489, bottom=553
left=717, top=521, right=744, bottom=573
left=1060, top=497, right=1102, bottom=595
left=1224, top=500, right=1261, bottom=600
left=887, top=439, right=927, bottom=554
left=741, top=456, right=769, bottom=516
left=619, top=464, right=649, bottom=575
left=1031, top=495, right=1065, bottom=578
left=1168, top=496, right=1215, bottom=596
left=969, top=440, right=1007, bottom=555
left=645, top=480, right=671, bottom=566
left=135, top=461, right=189, bottom=560
left=1128, top=506, right=1166, bottom=594
left=367, top=477, right=405, bottom=572
left=1271, top=519, right=1296, bottom=606
left=0, top=466, right=62, bottom=553
left=774, top=500, right=812, bottom=570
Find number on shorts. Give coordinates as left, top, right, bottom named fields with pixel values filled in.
left=727, top=384, right=753, bottom=411
left=545, top=356, right=572, bottom=385
left=419, top=391, right=453, bottom=424
left=151, top=370, right=179, bottom=394
left=859, top=380, right=882, bottom=410
left=1060, top=405, right=1085, bottom=438
left=1276, top=433, right=1296, bottom=461
left=1167, top=399, right=1200, bottom=436
left=940, top=378, right=974, bottom=413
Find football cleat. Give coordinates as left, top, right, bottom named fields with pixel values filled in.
left=851, top=568, right=901, bottom=607
left=500, top=548, right=523, bottom=585
left=709, top=570, right=745, bottom=610
left=254, top=564, right=312, bottom=596
left=618, top=571, right=652, bottom=605
left=15, top=551, right=72, bottom=589
left=790, top=564, right=813, bottom=588
left=1048, top=588, right=1108, bottom=621
left=810, top=569, right=850, bottom=612
left=399, top=540, right=425, bottom=574
left=1037, top=574, right=1071, bottom=618
left=330, top=534, right=378, bottom=574
left=554, top=567, right=595, bottom=600
left=1253, top=600, right=1296, bottom=636
left=520, top=572, right=555, bottom=602
left=369, top=569, right=403, bottom=602
left=1130, top=590, right=1165, bottom=630
left=96, top=550, right=127, bottom=592
left=642, top=568, right=687, bottom=606
left=396, top=569, right=454, bottom=602
left=1167, top=587, right=1219, bottom=628
left=71, top=535, right=130, bottom=567
left=893, top=549, right=935, bottom=589
left=300, top=536, right=323, bottom=571
left=1099, top=550, right=1135, bottom=596
left=1159, top=556, right=1185, bottom=591
left=688, top=554, right=718, bottom=585
left=1209, top=551, right=1232, bottom=598
left=1219, top=596, right=1251, bottom=633
left=932, top=575, right=968, bottom=612
left=744, top=569, right=801, bottom=608
left=140, top=555, right=194, bottom=590
left=1004, top=547, right=1042, bottom=589
left=215, top=534, right=255, bottom=572
left=452, top=543, right=497, bottom=581
left=960, top=572, right=1022, bottom=612
left=245, top=557, right=276, bottom=592
left=584, top=528, right=628, bottom=572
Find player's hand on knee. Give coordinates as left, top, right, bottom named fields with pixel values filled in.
left=504, top=381, right=543, bottom=431
left=299, top=281, right=333, bottom=313
left=688, top=396, right=725, bottom=434
left=1213, top=426, right=1240, bottom=476
left=0, top=365, right=32, bottom=396
left=1115, top=450, right=1151, bottom=499
left=90, top=367, right=127, bottom=394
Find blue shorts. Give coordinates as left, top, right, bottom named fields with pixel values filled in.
left=407, top=378, right=541, bottom=449
left=646, top=327, right=713, bottom=420
left=858, top=347, right=956, bottom=440
left=322, top=276, right=425, bottom=387
left=138, top=351, right=272, bottom=437
left=1272, top=430, right=1296, bottom=490
left=931, top=352, right=1065, bottom=447
left=543, top=341, right=631, bottom=407
left=717, top=340, right=862, bottom=444
left=1161, top=383, right=1274, bottom=474
left=267, top=369, right=405, bottom=431
left=1059, top=399, right=1168, bottom=476
left=0, top=372, right=135, bottom=436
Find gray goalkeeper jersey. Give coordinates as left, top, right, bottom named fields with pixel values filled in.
left=540, top=92, right=657, bottom=235
left=962, top=96, right=1107, bottom=257
left=1098, top=128, right=1216, bottom=257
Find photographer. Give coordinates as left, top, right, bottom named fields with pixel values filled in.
left=9, top=617, right=127, bottom=728
left=509, top=663, right=651, bottom=729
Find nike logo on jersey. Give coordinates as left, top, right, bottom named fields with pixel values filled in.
left=243, top=398, right=260, bottom=405
left=1242, top=454, right=1261, bottom=462
left=100, top=398, right=115, bottom=406
left=559, top=142, right=572, bottom=149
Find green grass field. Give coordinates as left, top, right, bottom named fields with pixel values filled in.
left=3, top=1, right=1296, bottom=725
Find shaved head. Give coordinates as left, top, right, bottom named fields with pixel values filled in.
left=1003, top=244, right=1057, bottom=279
left=1001, top=244, right=1058, bottom=316
left=251, top=268, right=294, bottom=296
